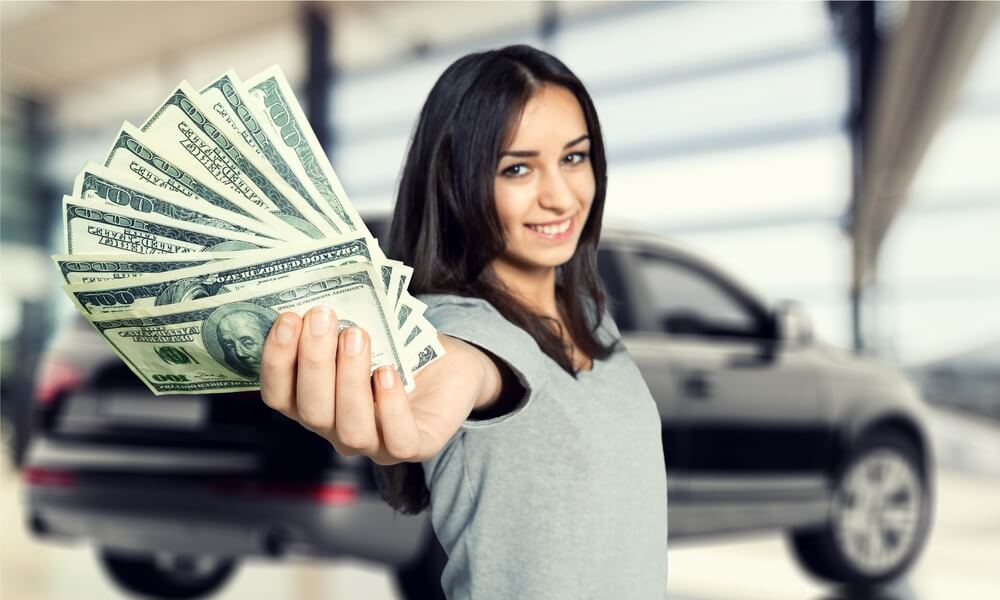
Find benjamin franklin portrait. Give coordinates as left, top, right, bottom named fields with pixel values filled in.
left=201, top=302, right=279, bottom=378
left=155, top=277, right=229, bottom=306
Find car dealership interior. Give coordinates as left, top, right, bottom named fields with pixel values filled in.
left=2, top=2, right=998, bottom=599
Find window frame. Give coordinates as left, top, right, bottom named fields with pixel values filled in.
left=609, top=240, right=776, bottom=341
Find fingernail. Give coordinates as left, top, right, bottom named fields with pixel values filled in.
left=309, top=307, right=332, bottom=336
left=378, top=367, right=395, bottom=389
left=274, top=317, right=295, bottom=343
left=344, top=327, right=364, bottom=356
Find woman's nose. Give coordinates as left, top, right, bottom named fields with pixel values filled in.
left=537, top=170, right=577, bottom=212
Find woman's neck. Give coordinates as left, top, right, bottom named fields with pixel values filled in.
left=490, top=259, right=559, bottom=319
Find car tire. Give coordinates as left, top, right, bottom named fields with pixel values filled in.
left=789, top=430, right=932, bottom=586
left=393, top=532, right=447, bottom=600
left=98, top=548, right=237, bottom=599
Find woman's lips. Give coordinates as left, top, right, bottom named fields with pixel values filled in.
left=525, top=216, right=574, bottom=241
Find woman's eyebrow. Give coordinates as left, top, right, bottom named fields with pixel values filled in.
left=499, top=134, right=591, bottom=158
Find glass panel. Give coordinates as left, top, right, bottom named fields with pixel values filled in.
left=554, top=2, right=833, bottom=87
left=596, top=248, right=633, bottom=331
left=636, top=253, right=756, bottom=337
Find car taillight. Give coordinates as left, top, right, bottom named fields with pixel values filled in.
left=34, top=359, right=83, bottom=406
left=210, top=480, right=358, bottom=505
left=24, top=467, right=77, bottom=488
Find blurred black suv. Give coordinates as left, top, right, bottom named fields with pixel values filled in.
left=23, top=218, right=934, bottom=598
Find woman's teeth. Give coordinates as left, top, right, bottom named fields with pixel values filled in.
left=527, top=219, right=571, bottom=235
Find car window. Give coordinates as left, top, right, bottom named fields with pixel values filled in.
left=635, top=252, right=762, bottom=339
left=597, top=248, right=635, bottom=332
left=362, top=216, right=390, bottom=245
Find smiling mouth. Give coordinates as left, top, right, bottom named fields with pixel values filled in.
left=525, top=216, right=574, bottom=240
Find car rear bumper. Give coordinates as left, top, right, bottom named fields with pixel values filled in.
left=23, top=439, right=429, bottom=566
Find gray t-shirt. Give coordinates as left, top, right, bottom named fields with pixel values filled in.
left=419, top=293, right=668, bottom=599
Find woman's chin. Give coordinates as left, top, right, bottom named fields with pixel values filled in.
left=510, top=251, right=577, bottom=272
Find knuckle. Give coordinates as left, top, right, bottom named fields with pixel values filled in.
left=330, top=439, right=357, bottom=457
left=260, top=353, right=289, bottom=373
left=385, top=439, right=419, bottom=461
left=260, top=388, right=289, bottom=413
left=335, top=358, right=368, bottom=384
left=298, top=408, right=329, bottom=432
left=298, top=351, right=332, bottom=372
left=337, top=429, right=375, bottom=453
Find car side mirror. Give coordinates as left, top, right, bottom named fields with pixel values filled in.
left=774, top=300, right=813, bottom=347
left=662, top=312, right=706, bottom=336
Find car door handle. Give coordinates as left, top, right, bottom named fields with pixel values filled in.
left=681, top=371, right=712, bottom=400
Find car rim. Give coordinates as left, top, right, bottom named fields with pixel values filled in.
left=153, top=553, right=226, bottom=583
left=832, top=448, right=923, bottom=575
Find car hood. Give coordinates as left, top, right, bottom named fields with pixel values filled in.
left=808, top=339, right=926, bottom=408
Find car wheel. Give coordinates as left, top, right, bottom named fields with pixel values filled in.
left=393, top=533, right=447, bottom=600
left=789, top=431, right=932, bottom=586
left=98, top=548, right=237, bottom=599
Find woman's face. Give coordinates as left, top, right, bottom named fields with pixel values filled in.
left=492, top=84, right=595, bottom=278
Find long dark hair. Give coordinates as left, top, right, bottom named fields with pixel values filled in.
left=375, top=44, right=617, bottom=515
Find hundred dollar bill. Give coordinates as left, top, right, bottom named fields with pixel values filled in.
left=63, top=196, right=278, bottom=255
left=65, top=236, right=378, bottom=316
left=103, top=123, right=302, bottom=241
left=141, top=82, right=331, bottom=239
left=244, top=66, right=368, bottom=237
left=411, top=340, right=444, bottom=375
left=403, top=317, right=446, bottom=375
left=75, top=162, right=276, bottom=239
left=88, top=262, right=412, bottom=395
left=53, top=251, right=245, bottom=285
left=200, top=70, right=348, bottom=235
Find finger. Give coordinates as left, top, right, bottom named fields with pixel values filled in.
left=372, top=366, right=424, bottom=463
left=260, top=312, right=302, bottom=417
left=295, top=305, right=338, bottom=432
left=334, top=326, right=378, bottom=454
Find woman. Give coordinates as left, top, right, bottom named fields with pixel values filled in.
left=260, top=45, right=667, bottom=599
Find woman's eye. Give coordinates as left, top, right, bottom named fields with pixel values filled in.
left=563, top=151, right=589, bottom=165
left=500, top=164, right=529, bottom=178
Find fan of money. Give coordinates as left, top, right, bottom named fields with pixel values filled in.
left=53, top=67, right=443, bottom=396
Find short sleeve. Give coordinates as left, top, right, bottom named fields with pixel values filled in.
left=419, top=293, right=549, bottom=429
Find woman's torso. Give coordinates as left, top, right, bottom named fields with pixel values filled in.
left=419, top=293, right=668, bottom=599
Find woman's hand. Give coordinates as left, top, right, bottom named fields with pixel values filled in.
left=259, top=305, right=495, bottom=465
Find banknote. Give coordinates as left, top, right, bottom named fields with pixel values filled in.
left=140, top=82, right=330, bottom=239
left=65, top=236, right=377, bottom=316
left=244, top=66, right=367, bottom=237
left=63, top=196, right=278, bottom=255
left=103, top=123, right=302, bottom=241
left=411, top=341, right=443, bottom=374
left=74, top=162, right=275, bottom=239
left=200, top=70, right=347, bottom=235
left=53, top=252, right=244, bottom=285
left=57, top=65, right=445, bottom=394
left=88, top=262, right=411, bottom=395
left=405, top=319, right=445, bottom=375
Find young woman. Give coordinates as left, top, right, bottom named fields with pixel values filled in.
left=259, top=45, right=667, bottom=598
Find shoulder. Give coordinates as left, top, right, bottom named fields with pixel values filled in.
left=417, top=293, right=548, bottom=429
left=419, top=293, right=497, bottom=316
left=418, top=293, right=511, bottom=332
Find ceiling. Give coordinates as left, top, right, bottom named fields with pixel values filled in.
left=0, top=1, right=615, bottom=99
left=1, top=1, right=304, bottom=97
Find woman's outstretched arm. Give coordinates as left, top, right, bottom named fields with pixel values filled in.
left=259, top=305, right=505, bottom=465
